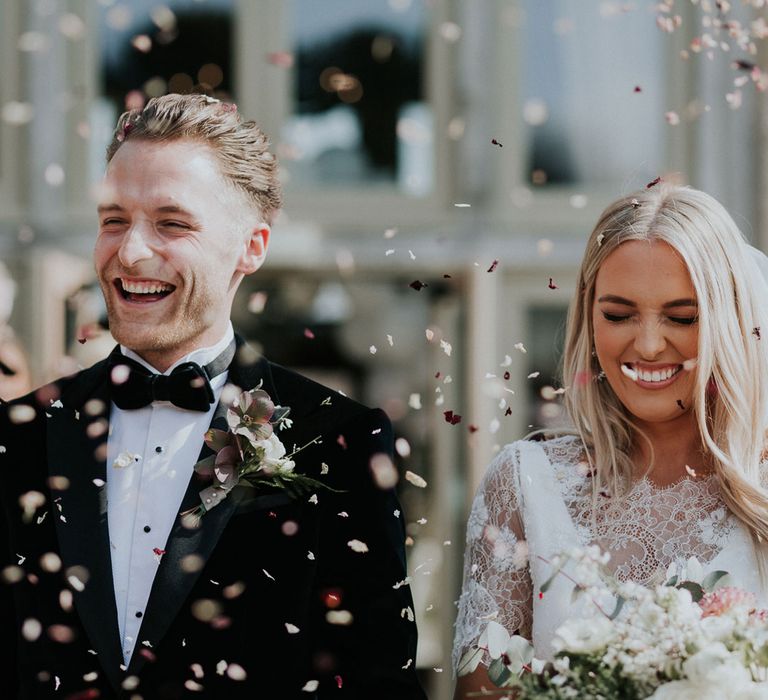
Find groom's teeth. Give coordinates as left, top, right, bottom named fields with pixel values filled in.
left=121, top=279, right=173, bottom=294
left=621, top=364, right=638, bottom=381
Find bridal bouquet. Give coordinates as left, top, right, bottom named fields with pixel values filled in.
left=458, top=546, right=768, bottom=699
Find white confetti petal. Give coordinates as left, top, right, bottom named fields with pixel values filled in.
left=347, top=539, right=369, bottom=553
left=285, top=623, right=300, bottom=634
left=405, top=471, right=427, bottom=488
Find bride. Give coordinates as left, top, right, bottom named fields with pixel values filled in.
left=452, top=182, right=768, bottom=697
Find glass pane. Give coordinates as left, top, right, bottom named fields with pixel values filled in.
left=526, top=305, right=568, bottom=429
left=93, top=0, right=234, bottom=181
left=281, top=0, right=433, bottom=197
left=520, top=1, right=665, bottom=187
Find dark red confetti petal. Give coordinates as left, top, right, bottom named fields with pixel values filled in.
left=753, top=327, right=761, bottom=340
left=538, top=592, right=544, bottom=599
left=468, top=424, right=479, bottom=433
left=409, top=280, right=428, bottom=291
left=548, top=278, right=558, bottom=289
left=633, top=85, right=642, bottom=92
left=443, top=410, right=462, bottom=425
left=646, top=176, right=661, bottom=189
left=491, top=138, right=503, bottom=147
left=337, top=434, right=347, bottom=450
left=734, top=60, right=756, bottom=71
left=487, top=260, right=499, bottom=273
left=503, top=371, right=510, bottom=380
left=335, top=675, right=343, bottom=689
left=304, top=328, right=315, bottom=339
left=504, top=407, right=512, bottom=416
left=443, top=274, right=452, bottom=278
left=153, top=548, right=165, bottom=556
left=435, top=371, right=441, bottom=379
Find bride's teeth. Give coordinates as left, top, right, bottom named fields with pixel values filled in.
left=621, top=364, right=638, bottom=381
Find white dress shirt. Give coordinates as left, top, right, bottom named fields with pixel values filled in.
left=106, top=324, right=234, bottom=665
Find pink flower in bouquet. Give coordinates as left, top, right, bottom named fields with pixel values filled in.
left=699, top=587, right=757, bottom=617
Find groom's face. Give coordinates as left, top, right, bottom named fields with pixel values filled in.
left=94, top=138, right=268, bottom=368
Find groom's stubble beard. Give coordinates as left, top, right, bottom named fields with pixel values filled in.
left=99, top=270, right=225, bottom=356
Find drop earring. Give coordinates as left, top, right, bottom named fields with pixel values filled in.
left=591, top=347, right=605, bottom=381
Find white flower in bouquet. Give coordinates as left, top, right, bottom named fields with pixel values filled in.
left=649, top=643, right=763, bottom=700
left=460, top=548, right=768, bottom=698
left=553, top=616, right=615, bottom=655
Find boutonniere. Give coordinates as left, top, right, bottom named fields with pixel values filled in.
left=181, top=388, right=328, bottom=527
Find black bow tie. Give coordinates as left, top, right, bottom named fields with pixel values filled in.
left=108, top=340, right=236, bottom=412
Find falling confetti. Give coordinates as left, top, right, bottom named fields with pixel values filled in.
left=548, top=278, right=558, bottom=289
left=491, top=138, right=503, bottom=147
left=443, top=410, right=462, bottom=425
left=113, top=452, right=140, bottom=469
left=487, top=260, right=499, bottom=273
left=646, top=176, right=661, bottom=189
left=347, top=539, right=369, bottom=553
left=405, top=471, right=427, bottom=488
left=409, top=280, right=428, bottom=291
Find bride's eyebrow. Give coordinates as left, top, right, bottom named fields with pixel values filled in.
left=597, top=295, right=698, bottom=308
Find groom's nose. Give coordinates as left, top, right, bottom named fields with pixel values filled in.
left=118, top=224, right=154, bottom=268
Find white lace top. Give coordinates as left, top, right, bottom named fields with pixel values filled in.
left=452, top=435, right=765, bottom=670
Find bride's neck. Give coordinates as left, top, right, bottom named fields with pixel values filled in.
left=631, top=416, right=710, bottom=486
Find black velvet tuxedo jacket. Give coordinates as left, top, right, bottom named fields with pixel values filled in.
left=0, top=341, right=426, bottom=699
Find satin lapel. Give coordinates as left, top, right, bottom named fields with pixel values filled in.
left=127, top=350, right=277, bottom=678
left=46, top=366, right=125, bottom=693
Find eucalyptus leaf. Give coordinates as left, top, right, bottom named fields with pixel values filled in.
left=488, top=657, right=512, bottom=688
left=701, top=570, right=729, bottom=592
left=677, top=581, right=704, bottom=602
left=505, top=635, right=534, bottom=674
left=608, top=596, right=625, bottom=620
left=456, top=646, right=484, bottom=677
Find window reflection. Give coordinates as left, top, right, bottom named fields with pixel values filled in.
left=282, top=0, right=434, bottom=196
left=521, top=1, right=665, bottom=187
left=526, top=305, right=568, bottom=429
left=98, top=0, right=234, bottom=127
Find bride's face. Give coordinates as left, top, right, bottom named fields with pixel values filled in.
left=592, top=240, right=699, bottom=425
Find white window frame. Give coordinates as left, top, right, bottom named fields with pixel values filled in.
left=235, top=0, right=456, bottom=228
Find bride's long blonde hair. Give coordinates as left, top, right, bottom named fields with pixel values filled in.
left=561, top=183, right=768, bottom=564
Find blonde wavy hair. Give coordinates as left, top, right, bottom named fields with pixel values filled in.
left=561, top=182, right=768, bottom=561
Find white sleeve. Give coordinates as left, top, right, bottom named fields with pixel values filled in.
left=452, top=442, right=533, bottom=672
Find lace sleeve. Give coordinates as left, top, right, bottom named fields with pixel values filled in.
left=452, top=443, right=533, bottom=673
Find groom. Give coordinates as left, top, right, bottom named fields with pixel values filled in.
left=0, top=94, right=425, bottom=699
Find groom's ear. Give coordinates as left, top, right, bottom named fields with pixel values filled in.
left=237, top=223, right=270, bottom=275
